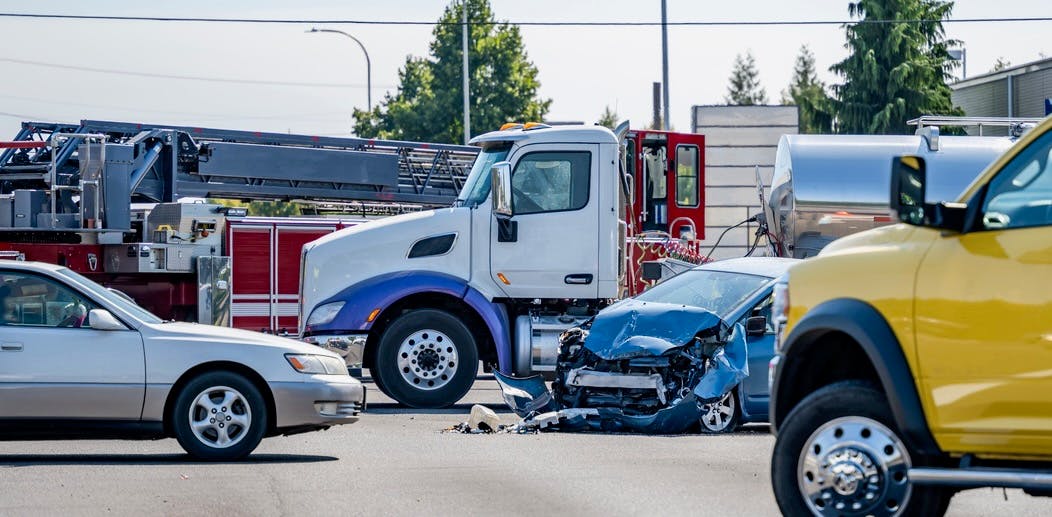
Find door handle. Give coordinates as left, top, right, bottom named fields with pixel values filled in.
left=1, top=342, right=23, bottom=352
left=564, top=274, right=593, bottom=285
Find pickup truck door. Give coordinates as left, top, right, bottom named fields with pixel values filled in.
left=490, top=144, right=600, bottom=299
left=913, top=129, right=1052, bottom=455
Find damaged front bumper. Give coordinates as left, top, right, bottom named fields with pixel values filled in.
left=494, top=301, right=749, bottom=433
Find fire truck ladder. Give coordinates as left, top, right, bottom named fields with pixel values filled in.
left=0, top=119, right=480, bottom=207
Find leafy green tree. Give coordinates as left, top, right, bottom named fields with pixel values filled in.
left=353, top=0, right=550, bottom=143
left=597, top=105, right=618, bottom=129
left=781, top=45, right=834, bottom=134
left=725, top=51, right=768, bottom=105
left=211, top=199, right=301, bottom=217
left=831, top=0, right=962, bottom=134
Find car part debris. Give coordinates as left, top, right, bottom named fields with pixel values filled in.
left=493, top=300, right=748, bottom=433
left=467, top=404, right=502, bottom=432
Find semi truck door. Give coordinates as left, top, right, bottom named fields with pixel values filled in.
left=490, top=144, right=600, bottom=299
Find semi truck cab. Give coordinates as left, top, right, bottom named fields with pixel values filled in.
left=299, top=124, right=625, bottom=408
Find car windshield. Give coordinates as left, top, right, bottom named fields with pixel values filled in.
left=53, top=267, right=164, bottom=324
left=456, top=143, right=512, bottom=206
left=633, top=269, right=770, bottom=319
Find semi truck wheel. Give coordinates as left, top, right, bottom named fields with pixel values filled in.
left=373, top=309, right=478, bottom=409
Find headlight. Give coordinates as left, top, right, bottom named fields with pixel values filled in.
left=306, top=301, right=345, bottom=327
left=285, top=353, right=348, bottom=375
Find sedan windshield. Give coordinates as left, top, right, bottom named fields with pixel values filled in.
left=633, top=269, right=770, bottom=319
left=54, top=267, right=163, bottom=324
left=457, top=144, right=511, bottom=206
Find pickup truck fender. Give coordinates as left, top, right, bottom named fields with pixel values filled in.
left=308, top=270, right=512, bottom=373
left=772, top=298, right=942, bottom=458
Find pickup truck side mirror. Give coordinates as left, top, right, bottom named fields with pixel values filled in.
left=746, top=316, right=767, bottom=337
left=890, top=156, right=967, bottom=232
left=490, top=161, right=517, bottom=242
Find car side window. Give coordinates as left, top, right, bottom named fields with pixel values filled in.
left=745, top=294, right=775, bottom=334
left=981, top=130, right=1052, bottom=231
left=512, top=151, right=591, bottom=215
left=0, top=271, right=97, bottom=328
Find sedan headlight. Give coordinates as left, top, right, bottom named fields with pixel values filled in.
left=306, top=301, right=345, bottom=327
left=285, top=353, right=348, bottom=375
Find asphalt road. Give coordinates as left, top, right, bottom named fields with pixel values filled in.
left=1, top=377, right=1049, bottom=516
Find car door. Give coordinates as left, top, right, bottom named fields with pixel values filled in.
left=739, top=293, right=775, bottom=416
left=0, top=270, right=146, bottom=420
left=914, top=128, right=1052, bottom=454
left=490, top=144, right=600, bottom=299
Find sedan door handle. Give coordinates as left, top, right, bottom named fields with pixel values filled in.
left=564, top=274, right=593, bottom=285
left=1, top=342, right=23, bottom=352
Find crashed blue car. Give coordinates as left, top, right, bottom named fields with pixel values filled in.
left=494, top=257, right=798, bottom=434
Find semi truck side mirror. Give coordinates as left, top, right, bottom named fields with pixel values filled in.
left=491, top=162, right=513, bottom=218
left=890, top=156, right=967, bottom=232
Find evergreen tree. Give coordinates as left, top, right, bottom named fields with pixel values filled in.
left=597, top=105, right=618, bottom=129
left=782, top=45, right=834, bottom=134
left=831, top=0, right=962, bottom=134
left=353, top=0, right=550, bottom=143
left=725, top=51, right=768, bottom=106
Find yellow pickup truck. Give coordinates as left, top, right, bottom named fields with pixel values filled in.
left=768, top=116, right=1052, bottom=516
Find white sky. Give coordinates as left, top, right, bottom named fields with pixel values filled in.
left=0, top=0, right=1049, bottom=141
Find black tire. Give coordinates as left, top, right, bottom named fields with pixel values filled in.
left=171, top=371, right=267, bottom=461
left=699, top=388, right=741, bottom=434
left=771, top=381, right=952, bottom=516
left=373, top=309, right=478, bottom=409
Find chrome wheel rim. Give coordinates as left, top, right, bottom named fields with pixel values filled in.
left=396, top=329, right=458, bottom=391
left=797, top=416, right=912, bottom=516
left=700, top=391, right=735, bottom=432
left=188, top=386, right=252, bottom=449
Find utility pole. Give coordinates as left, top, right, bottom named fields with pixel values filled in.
left=661, top=0, right=670, bottom=130
left=462, top=0, right=471, bottom=144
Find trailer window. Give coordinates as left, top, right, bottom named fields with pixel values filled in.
left=676, top=145, right=699, bottom=207
left=511, top=151, right=591, bottom=215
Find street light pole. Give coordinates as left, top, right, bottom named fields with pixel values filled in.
left=660, top=0, right=670, bottom=131
left=308, top=27, right=372, bottom=112
left=462, top=1, right=471, bottom=144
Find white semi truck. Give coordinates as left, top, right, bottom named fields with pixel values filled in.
left=299, top=123, right=708, bottom=408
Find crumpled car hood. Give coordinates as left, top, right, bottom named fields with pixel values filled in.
left=493, top=305, right=749, bottom=434
left=584, top=300, right=727, bottom=360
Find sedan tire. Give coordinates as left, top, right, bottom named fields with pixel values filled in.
left=172, top=371, right=268, bottom=461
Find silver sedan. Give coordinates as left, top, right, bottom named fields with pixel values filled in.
left=0, top=261, right=364, bottom=460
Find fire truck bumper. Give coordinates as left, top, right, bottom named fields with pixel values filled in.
left=303, top=334, right=367, bottom=371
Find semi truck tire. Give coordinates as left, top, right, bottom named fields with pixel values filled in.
left=373, top=309, right=478, bottom=408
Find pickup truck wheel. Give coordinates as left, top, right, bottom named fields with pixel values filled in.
left=699, top=389, right=740, bottom=434
left=374, top=309, right=478, bottom=409
left=171, top=371, right=267, bottom=461
left=771, top=381, right=951, bottom=516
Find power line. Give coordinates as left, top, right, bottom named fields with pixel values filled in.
left=0, top=58, right=392, bottom=89
left=0, top=12, right=1050, bottom=26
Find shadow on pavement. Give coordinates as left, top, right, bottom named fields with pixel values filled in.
left=365, top=402, right=511, bottom=414
left=0, top=453, right=338, bottom=467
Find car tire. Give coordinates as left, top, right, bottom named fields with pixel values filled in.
left=771, top=380, right=952, bottom=516
left=699, top=389, right=741, bottom=434
left=373, top=309, right=478, bottom=409
left=172, top=371, right=267, bottom=461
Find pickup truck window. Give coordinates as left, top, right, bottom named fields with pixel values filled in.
left=982, top=130, right=1052, bottom=230
left=511, top=151, right=591, bottom=215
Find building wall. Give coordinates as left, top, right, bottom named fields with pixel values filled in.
left=951, top=58, right=1052, bottom=136
left=691, top=105, right=798, bottom=259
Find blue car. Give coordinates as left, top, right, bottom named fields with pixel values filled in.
left=630, top=257, right=798, bottom=433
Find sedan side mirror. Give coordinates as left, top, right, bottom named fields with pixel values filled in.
left=746, top=316, right=767, bottom=337
left=89, top=309, right=127, bottom=331
left=491, top=161, right=513, bottom=218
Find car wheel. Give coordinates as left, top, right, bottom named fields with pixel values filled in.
left=373, top=309, right=478, bottom=409
left=699, top=389, right=741, bottom=434
left=172, top=371, right=267, bottom=461
left=771, top=381, right=952, bottom=516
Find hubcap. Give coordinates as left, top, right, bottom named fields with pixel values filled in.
left=797, top=416, right=912, bottom=516
left=396, top=329, right=458, bottom=391
left=699, top=391, right=735, bottom=432
left=188, top=386, right=251, bottom=449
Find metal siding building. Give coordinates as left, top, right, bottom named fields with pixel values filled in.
left=951, top=57, right=1052, bottom=135
left=691, top=105, right=798, bottom=259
